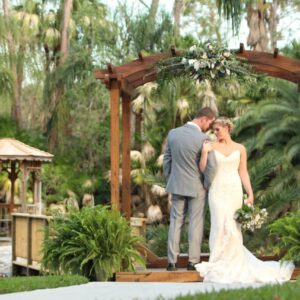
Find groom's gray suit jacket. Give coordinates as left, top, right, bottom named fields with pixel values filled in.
left=163, top=123, right=207, bottom=197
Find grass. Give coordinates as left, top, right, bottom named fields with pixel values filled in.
left=0, top=275, right=89, bottom=294
left=173, top=277, right=300, bottom=300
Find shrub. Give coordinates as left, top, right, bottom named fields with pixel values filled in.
left=42, top=206, right=145, bottom=281
left=269, top=210, right=300, bottom=265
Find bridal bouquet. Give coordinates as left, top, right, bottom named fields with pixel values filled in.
left=234, top=199, right=268, bottom=232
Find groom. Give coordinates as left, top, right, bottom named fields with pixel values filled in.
left=163, top=107, right=216, bottom=271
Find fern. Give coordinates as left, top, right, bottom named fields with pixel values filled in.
left=269, top=210, right=300, bottom=265
left=42, top=206, right=145, bottom=281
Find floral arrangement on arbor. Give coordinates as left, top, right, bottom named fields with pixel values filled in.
left=157, top=42, right=255, bottom=84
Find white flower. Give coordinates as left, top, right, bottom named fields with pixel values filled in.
left=193, top=60, right=201, bottom=71
left=206, top=43, right=214, bottom=50
left=188, top=59, right=197, bottom=65
left=223, top=51, right=231, bottom=58
left=226, top=68, right=231, bottom=75
left=181, top=57, right=187, bottom=64
left=201, top=53, right=208, bottom=59
left=189, top=45, right=197, bottom=51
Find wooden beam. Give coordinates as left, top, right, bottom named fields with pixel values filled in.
left=116, top=267, right=300, bottom=282
left=116, top=270, right=202, bottom=282
left=121, top=93, right=131, bottom=219
left=110, top=79, right=120, bottom=210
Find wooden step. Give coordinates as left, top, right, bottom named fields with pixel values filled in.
left=116, top=269, right=202, bottom=282
left=137, top=244, right=284, bottom=268
left=116, top=267, right=300, bottom=282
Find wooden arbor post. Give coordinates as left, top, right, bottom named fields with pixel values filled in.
left=109, top=78, right=121, bottom=210
left=122, top=93, right=131, bottom=219
left=108, top=75, right=132, bottom=219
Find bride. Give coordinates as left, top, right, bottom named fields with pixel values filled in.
left=195, top=117, right=295, bottom=283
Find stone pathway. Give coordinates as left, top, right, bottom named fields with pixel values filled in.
left=0, top=281, right=266, bottom=300
left=0, top=244, right=12, bottom=277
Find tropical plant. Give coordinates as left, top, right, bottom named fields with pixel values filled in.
left=42, top=206, right=145, bottom=281
left=269, top=210, right=300, bottom=265
left=146, top=223, right=188, bottom=257
left=216, top=0, right=300, bottom=51
left=232, top=79, right=300, bottom=254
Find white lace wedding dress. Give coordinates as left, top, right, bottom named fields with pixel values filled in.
left=195, top=150, right=295, bottom=283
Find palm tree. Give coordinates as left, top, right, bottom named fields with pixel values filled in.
left=235, top=80, right=300, bottom=221
left=216, top=0, right=299, bottom=52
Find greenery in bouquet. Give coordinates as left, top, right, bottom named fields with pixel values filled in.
left=234, top=200, right=268, bottom=232
left=156, top=42, right=256, bottom=85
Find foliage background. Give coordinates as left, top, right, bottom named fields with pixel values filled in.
left=0, top=0, right=300, bottom=257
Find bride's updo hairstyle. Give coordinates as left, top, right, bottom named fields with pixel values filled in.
left=213, top=117, right=234, bottom=134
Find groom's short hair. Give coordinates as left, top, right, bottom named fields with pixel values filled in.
left=194, top=107, right=216, bottom=120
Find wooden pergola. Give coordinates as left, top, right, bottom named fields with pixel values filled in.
left=94, top=43, right=300, bottom=220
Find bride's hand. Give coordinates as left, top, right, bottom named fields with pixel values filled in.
left=202, top=140, right=213, bottom=153
left=244, top=196, right=254, bottom=206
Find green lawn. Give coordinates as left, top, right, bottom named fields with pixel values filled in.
left=174, top=277, right=300, bottom=300
left=0, top=275, right=89, bottom=294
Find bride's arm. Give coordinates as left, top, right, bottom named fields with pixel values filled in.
left=239, top=145, right=254, bottom=205
left=199, top=140, right=212, bottom=172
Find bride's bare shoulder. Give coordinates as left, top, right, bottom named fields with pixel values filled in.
left=235, top=142, right=247, bottom=153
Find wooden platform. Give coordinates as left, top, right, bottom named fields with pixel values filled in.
left=116, top=268, right=300, bottom=282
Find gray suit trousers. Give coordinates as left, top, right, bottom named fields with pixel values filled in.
left=168, top=193, right=206, bottom=264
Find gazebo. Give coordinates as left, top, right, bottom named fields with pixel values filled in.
left=94, top=43, right=300, bottom=220
left=0, top=138, right=53, bottom=238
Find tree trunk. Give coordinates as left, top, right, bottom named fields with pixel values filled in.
left=269, top=0, right=279, bottom=51
left=60, top=0, right=73, bottom=64
left=47, top=0, right=73, bottom=150
left=144, top=0, right=160, bottom=49
left=173, top=0, right=184, bottom=38
left=246, top=4, right=269, bottom=52
left=3, top=0, right=22, bottom=128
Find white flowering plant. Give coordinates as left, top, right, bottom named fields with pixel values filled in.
left=234, top=199, right=268, bottom=232
left=157, top=42, right=256, bottom=85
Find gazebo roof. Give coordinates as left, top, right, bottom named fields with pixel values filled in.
left=0, top=138, right=53, bottom=162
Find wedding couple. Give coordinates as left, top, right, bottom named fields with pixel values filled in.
left=163, top=107, right=294, bottom=283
